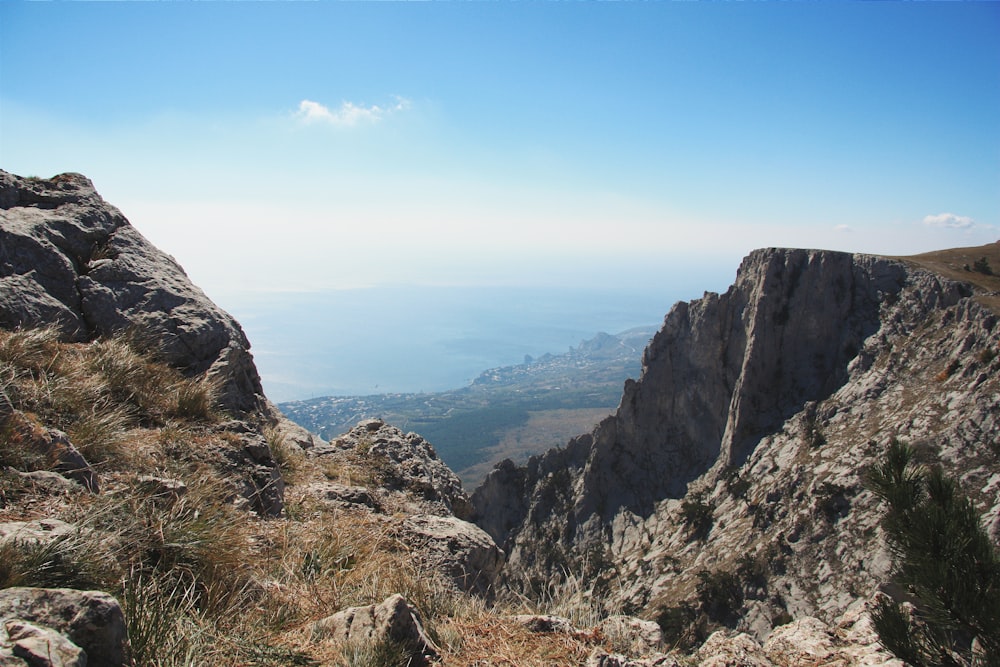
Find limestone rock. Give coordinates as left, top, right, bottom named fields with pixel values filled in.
left=5, top=470, right=79, bottom=495
left=308, top=482, right=380, bottom=510
left=2, top=411, right=98, bottom=493
left=696, top=631, right=770, bottom=667
left=215, top=423, right=285, bottom=517
left=316, top=419, right=472, bottom=519
left=0, top=170, right=264, bottom=413
left=4, top=621, right=86, bottom=667
left=0, top=588, right=127, bottom=667
left=311, top=594, right=438, bottom=666
left=44, top=429, right=98, bottom=494
left=0, top=519, right=77, bottom=547
left=473, top=246, right=1000, bottom=641
left=397, top=514, right=504, bottom=595
left=597, top=615, right=664, bottom=656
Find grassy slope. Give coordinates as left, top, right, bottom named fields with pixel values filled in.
left=0, top=327, right=636, bottom=666
left=893, top=240, right=1000, bottom=313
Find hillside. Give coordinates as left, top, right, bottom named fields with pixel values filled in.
left=279, top=327, right=655, bottom=487
left=2, top=170, right=997, bottom=666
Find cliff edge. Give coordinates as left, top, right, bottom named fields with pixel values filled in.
left=473, top=244, right=1000, bottom=642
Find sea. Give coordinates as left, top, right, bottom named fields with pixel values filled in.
left=220, top=281, right=724, bottom=403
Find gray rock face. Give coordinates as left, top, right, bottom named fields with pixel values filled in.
left=311, top=594, right=439, bottom=666
left=397, top=514, right=505, bottom=595
left=0, top=588, right=127, bottom=667
left=474, top=247, right=1000, bottom=636
left=0, top=171, right=264, bottom=413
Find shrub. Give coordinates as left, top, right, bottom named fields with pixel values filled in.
left=723, top=466, right=751, bottom=499
left=696, top=569, right=743, bottom=624
left=655, top=603, right=703, bottom=651
left=867, top=439, right=1000, bottom=664
left=681, top=491, right=714, bottom=540
left=973, top=256, right=993, bottom=275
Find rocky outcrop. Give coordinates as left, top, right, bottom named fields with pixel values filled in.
left=473, top=247, right=1000, bottom=641
left=0, top=588, right=127, bottom=667
left=0, top=171, right=264, bottom=413
left=313, top=419, right=472, bottom=520
left=302, top=418, right=504, bottom=593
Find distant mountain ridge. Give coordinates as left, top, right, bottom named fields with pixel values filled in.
left=279, top=326, right=657, bottom=485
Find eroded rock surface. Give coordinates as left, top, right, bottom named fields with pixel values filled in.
left=0, top=171, right=264, bottom=413
left=474, top=247, right=1000, bottom=644
left=0, top=588, right=127, bottom=667
left=314, top=419, right=472, bottom=519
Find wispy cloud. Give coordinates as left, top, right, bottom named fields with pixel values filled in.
left=834, top=224, right=852, bottom=233
left=923, top=212, right=975, bottom=229
left=295, top=97, right=411, bottom=127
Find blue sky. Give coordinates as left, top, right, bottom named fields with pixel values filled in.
left=2, top=1, right=998, bottom=299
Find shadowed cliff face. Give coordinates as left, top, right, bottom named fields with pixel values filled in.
left=0, top=171, right=265, bottom=413
left=472, top=246, right=997, bottom=633
left=474, top=249, right=910, bottom=544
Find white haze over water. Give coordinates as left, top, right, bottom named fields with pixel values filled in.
left=224, top=282, right=722, bottom=403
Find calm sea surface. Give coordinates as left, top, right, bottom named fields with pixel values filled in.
left=221, top=283, right=714, bottom=402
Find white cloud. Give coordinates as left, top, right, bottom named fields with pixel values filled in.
left=923, top=212, right=974, bottom=229
left=834, top=224, right=852, bottom=233
left=295, top=97, right=410, bottom=127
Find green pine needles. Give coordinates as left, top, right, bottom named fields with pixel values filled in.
left=867, top=439, right=1000, bottom=666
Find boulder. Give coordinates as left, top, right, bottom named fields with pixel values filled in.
left=398, top=514, right=504, bottom=595
left=0, top=519, right=78, bottom=547
left=307, top=482, right=380, bottom=511
left=597, top=615, right=664, bottom=656
left=0, top=588, right=127, bottom=667
left=5, top=471, right=79, bottom=495
left=311, top=594, right=438, bottom=666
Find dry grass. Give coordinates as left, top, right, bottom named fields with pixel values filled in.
left=893, top=241, right=1000, bottom=314
left=0, top=325, right=626, bottom=666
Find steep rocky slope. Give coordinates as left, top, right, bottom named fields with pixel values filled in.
left=3, top=169, right=996, bottom=665
left=473, top=244, right=1000, bottom=646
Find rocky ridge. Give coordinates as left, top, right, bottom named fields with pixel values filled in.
left=0, top=170, right=263, bottom=414
left=472, top=244, right=1000, bottom=650
left=2, top=170, right=996, bottom=664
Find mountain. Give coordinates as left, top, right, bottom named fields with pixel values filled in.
left=472, top=243, right=1000, bottom=651
left=279, top=326, right=656, bottom=487
left=3, top=169, right=997, bottom=665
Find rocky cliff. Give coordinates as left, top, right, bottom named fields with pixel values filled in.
left=0, top=170, right=263, bottom=413
left=473, top=245, right=1000, bottom=643
left=3, top=169, right=996, bottom=664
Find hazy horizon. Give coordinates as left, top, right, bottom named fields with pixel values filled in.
left=226, top=280, right=720, bottom=403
